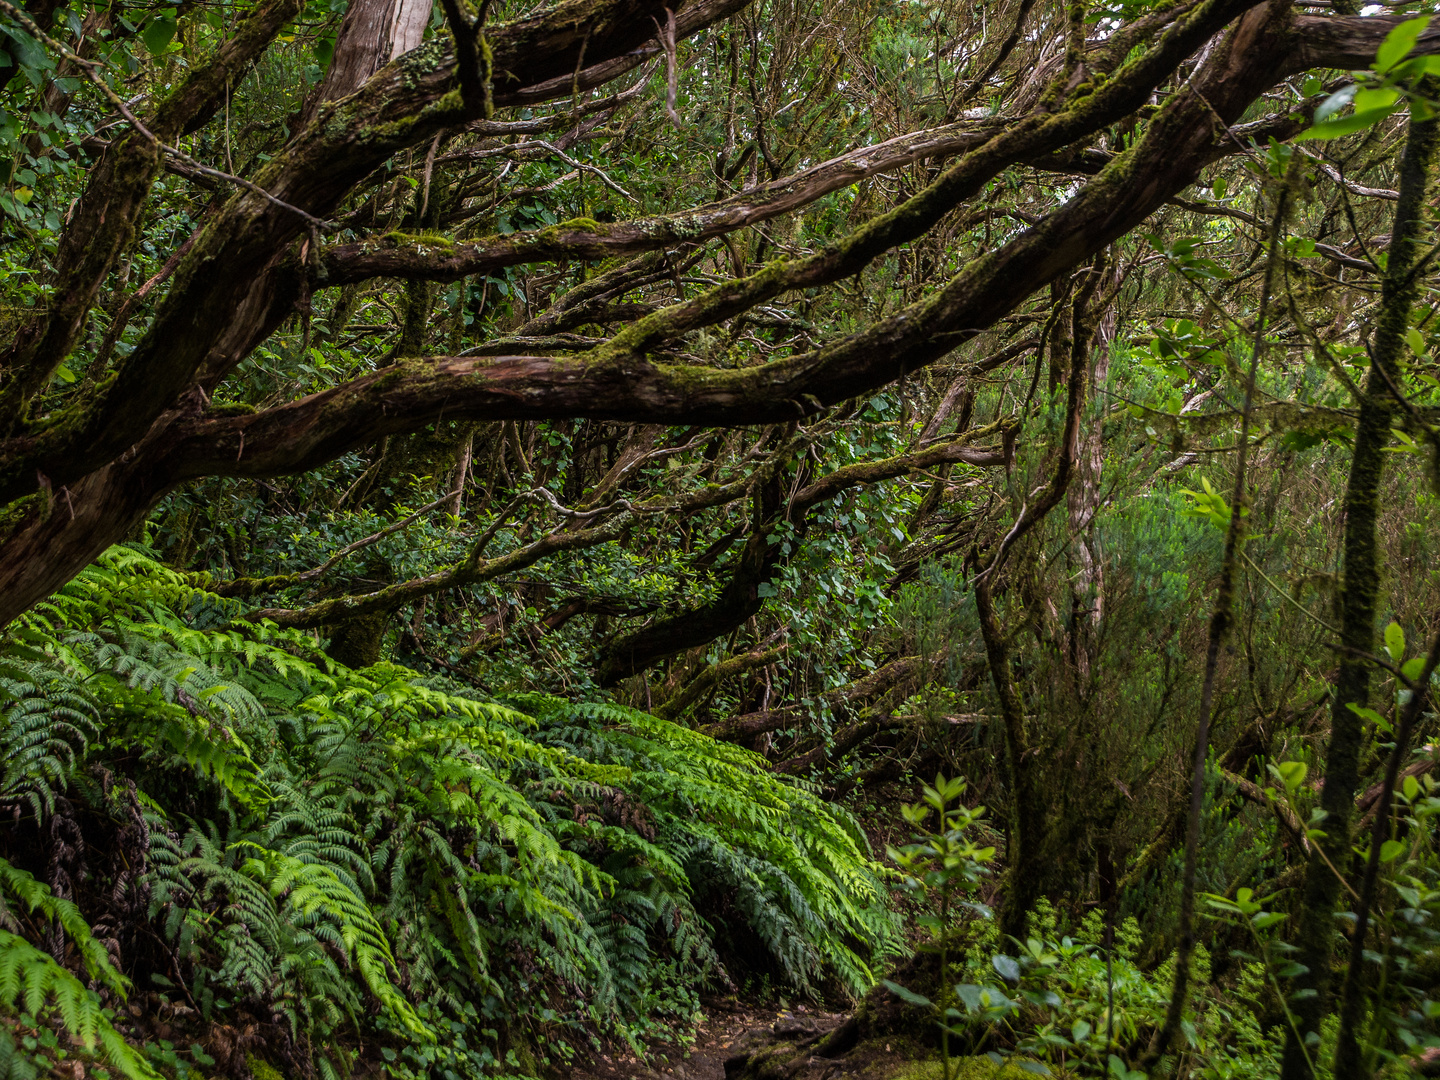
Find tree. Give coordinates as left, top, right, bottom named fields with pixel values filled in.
left=0, top=0, right=1426, bottom=631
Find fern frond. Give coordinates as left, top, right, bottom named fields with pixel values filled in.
left=0, top=932, right=158, bottom=1080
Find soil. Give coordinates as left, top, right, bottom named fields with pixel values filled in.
left=569, top=1001, right=846, bottom=1080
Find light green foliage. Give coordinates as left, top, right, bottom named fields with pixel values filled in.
left=884, top=776, right=996, bottom=1080
left=0, top=931, right=158, bottom=1080
left=937, top=921, right=1289, bottom=1079
left=0, top=545, right=898, bottom=1077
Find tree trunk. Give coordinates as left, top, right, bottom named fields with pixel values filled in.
left=976, top=575, right=1047, bottom=943
left=302, top=0, right=433, bottom=126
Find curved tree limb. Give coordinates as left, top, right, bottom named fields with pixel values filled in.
left=653, top=644, right=789, bottom=722
left=0, top=1, right=1428, bottom=631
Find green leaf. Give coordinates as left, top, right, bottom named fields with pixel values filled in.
left=1346, top=702, right=1393, bottom=734
left=1252, top=911, right=1287, bottom=930
left=1314, top=84, right=1358, bottom=122
left=140, top=15, right=176, bottom=56
left=1407, top=326, right=1427, bottom=358
left=1381, top=839, right=1406, bottom=863
left=1386, top=621, right=1406, bottom=662
left=1402, top=657, right=1426, bottom=682
left=1298, top=106, right=1400, bottom=141
left=1354, top=86, right=1400, bottom=114
left=1376, top=16, right=1429, bottom=75
left=1404, top=775, right=1420, bottom=801
left=992, top=954, right=1020, bottom=983
left=0, top=27, right=50, bottom=73
left=1268, top=760, right=1308, bottom=794
left=881, top=980, right=932, bottom=1008
left=1401, top=54, right=1440, bottom=76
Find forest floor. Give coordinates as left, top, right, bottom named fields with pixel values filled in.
left=571, top=1001, right=844, bottom=1080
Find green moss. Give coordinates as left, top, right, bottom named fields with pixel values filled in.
left=206, top=400, right=257, bottom=416
left=381, top=231, right=455, bottom=249
left=398, top=36, right=448, bottom=89
left=890, top=1058, right=1052, bottom=1080
left=668, top=213, right=707, bottom=239
left=0, top=492, right=43, bottom=540
left=247, top=1055, right=285, bottom=1080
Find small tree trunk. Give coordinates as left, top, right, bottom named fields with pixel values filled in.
left=976, top=576, right=1045, bottom=942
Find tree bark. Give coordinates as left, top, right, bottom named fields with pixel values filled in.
left=302, top=0, right=433, bottom=127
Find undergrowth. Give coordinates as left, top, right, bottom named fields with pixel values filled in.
left=0, top=545, right=901, bottom=1079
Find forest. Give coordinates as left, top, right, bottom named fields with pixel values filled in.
left=0, top=0, right=1439, bottom=1076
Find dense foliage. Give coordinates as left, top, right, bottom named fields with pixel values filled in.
left=5, top=0, right=1440, bottom=1077
left=0, top=546, right=897, bottom=1078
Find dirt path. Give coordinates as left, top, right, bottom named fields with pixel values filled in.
left=572, top=1002, right=844, bottom=1080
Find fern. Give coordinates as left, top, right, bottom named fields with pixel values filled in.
left=0, top=658, right=96, bottom=819
left=0, top=546, right=900, bottom=1076
left=239, top=845, right=431, bottom=1041
left=517, top=696, right=902, bottom=997
left=0, top=933, right=158, bottom=1080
